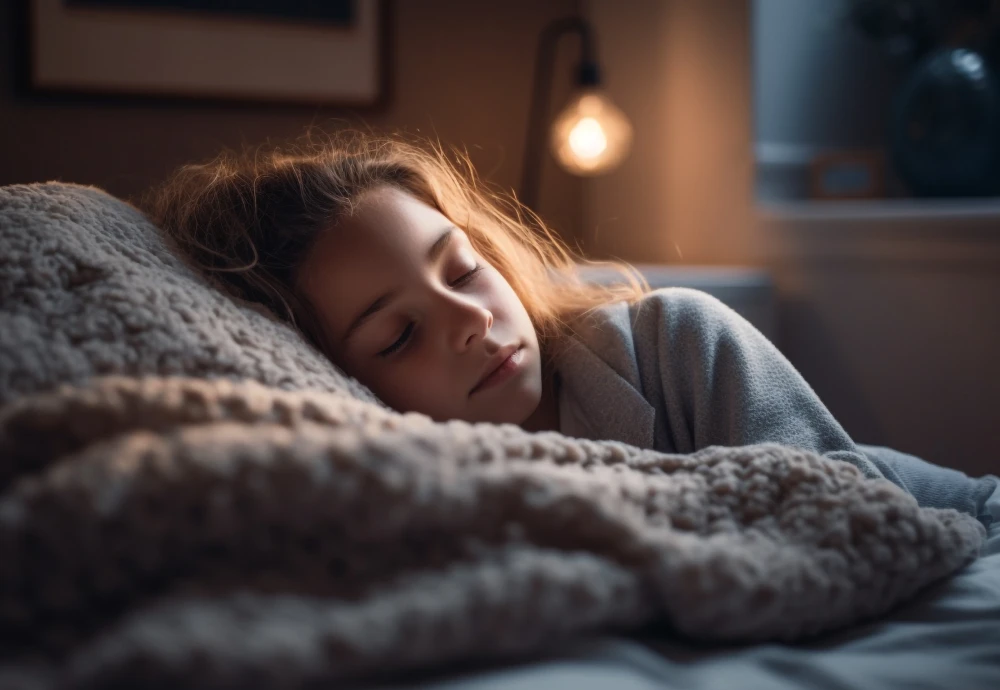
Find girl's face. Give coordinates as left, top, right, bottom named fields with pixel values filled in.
left=296, top=186, right=544, bottom=425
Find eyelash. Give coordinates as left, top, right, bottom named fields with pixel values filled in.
left=377, top=264, right=484, bottom=358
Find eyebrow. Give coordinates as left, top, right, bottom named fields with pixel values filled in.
left=341, top=227, right=456, bottom=344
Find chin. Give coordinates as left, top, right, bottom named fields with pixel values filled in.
left=511, top=380, right=544, bottom=426
left=469, top=385, right=539, bottom=426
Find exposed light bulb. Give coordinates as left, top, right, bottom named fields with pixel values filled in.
left=550, top=89, right=632, bottom=175
left=568, top=117, right=608, bottom=159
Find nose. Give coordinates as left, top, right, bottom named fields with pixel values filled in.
left=442, top=292, right=493, bottom=353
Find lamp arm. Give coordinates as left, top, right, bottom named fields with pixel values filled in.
left=519, top=16, right=600, bottom=209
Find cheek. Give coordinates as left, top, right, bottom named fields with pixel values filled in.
left=360, top=354, right=455, bottom=415
left=492, top=276, right=533, bottom=330
left=484, top=271, right=522, bottom=315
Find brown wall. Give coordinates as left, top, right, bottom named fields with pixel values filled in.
left=0, top=0, right=582, bottom=240
left=584, top=0, right=756, bottom=265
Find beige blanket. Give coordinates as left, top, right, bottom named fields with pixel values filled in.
left=0, top=376, right=985, bottom=689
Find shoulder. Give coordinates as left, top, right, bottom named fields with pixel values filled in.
left=563, top=288, right=735, bottom=379
left=584, top=287, right=738, bottom=340
left=632, top=287, right=736, bottom=322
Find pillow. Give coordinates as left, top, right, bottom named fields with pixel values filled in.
left=0, top=182, right=382, bottom=407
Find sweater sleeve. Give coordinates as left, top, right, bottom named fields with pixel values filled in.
left=630, top=288, right=886, bottom=480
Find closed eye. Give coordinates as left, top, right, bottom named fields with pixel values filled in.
left=451, top=264, right=484, bottom=287
left=377, top=263, right=484, bottom=359
left=378, top=321, right=414, bottom=358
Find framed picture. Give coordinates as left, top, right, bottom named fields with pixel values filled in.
left=809, top=151, right=885, bottom=200
left=29, top=0, right=387, bottom=106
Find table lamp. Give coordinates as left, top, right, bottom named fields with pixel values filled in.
left=519, top=16, right=633, bottom=210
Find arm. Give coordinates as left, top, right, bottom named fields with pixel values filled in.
left=630, top=288, right=886, bottom=479
left=630, top=288, right=998, bottom=519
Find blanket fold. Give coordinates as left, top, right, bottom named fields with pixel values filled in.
left=0, top=376, right=985, bottom=689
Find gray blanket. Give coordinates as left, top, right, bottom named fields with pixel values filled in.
left=0, top=376, right=986, bottom=688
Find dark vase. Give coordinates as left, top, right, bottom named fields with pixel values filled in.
left=889, top=47, right=1000, bottom=197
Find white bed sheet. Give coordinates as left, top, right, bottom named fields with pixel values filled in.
left=368, top=484, right=1000, bottom=690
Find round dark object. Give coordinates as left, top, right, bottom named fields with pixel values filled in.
left=890, top=47, right=1000, bottom=197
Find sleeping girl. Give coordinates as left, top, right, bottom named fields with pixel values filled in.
left=143, top=131, right=997, bottom=524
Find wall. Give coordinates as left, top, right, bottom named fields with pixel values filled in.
left=586, top=0, right=1000, bottom=475
left=584, top=0, right=757, bottom=266
left=0, top=0, right=583, bottom=241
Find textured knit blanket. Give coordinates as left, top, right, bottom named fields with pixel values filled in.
left=0, top=375, right=986, bottom=689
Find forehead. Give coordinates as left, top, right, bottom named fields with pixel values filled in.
left=302, top=187, right=448, bottom=279
left=294, top=186, right=455, bottom=334
left=332, top=186, right=449, bottom=257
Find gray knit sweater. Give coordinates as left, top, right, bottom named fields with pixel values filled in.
left=556, top=288, right=998, bottom=526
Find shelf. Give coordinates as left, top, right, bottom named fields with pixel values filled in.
left=756, top=198, right=1000, bottom=265
left=757, top=198, right=1000, bottom=223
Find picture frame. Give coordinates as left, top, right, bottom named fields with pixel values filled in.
left=29, top=0, right=388, bottom=106
left=809, top=150, right=885, bottom=200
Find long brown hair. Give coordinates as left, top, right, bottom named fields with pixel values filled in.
left=141, top=130, right=648, bottom=368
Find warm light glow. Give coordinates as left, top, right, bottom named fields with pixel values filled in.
left=550, top=89, right=633, bottom=175
left=567, top=117, right=608, bottom=160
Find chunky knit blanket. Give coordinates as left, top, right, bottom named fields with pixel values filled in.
left=0, top=183, right=987, bottom=688
left=0, top=376, right=986, bottom=688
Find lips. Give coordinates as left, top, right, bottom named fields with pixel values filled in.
left=471, top=344, right=521, bottom=395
